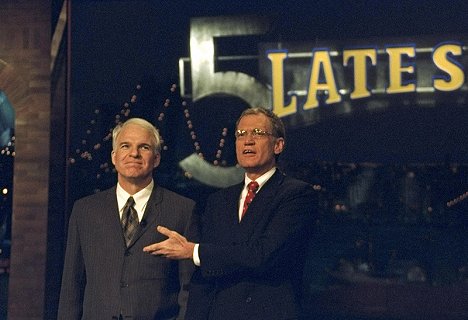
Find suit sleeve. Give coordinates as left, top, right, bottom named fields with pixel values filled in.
left=57, top=204, right=86, bottom=320
left=176, top=200, right=199, bottom=320
left=198, top=181, right=315, bottom=278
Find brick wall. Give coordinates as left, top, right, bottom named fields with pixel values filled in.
left=0, top=1, right=52, bottom=319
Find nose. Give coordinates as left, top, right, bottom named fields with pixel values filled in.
left=129, top=146, right=140, bottom=157
left=243, top=135, right=255, bottom=144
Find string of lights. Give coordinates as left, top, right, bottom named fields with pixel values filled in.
left=65, top=81, right=467, bottom=216
left=69, top=82, right=232, bottom=182
left=447, top=190, right=468, bottom=207
left=0, top=137, right=15, bottom=158
left=180, top=100, right=229, bottom=165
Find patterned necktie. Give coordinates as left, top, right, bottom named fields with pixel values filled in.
left=121, top=196, right=139, bottom=246
left=241, top=181, right=259, bottom=219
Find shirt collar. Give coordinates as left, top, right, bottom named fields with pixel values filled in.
left=244, top=167, right=276, bottom=191
left=116, top=180, right=154, bottom=212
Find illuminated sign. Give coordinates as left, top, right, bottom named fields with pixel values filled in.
left=180, top=16, right=467, bottom=127
left=267, top=43, right=465, bottom=117
left=177, top=15, right=468, bottom=185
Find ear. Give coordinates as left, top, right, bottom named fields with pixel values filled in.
left=274, top=137, right=285, bottom=155
left=153, top=152, right=161, bottom=168
left=111, top=150, right=116, bottom=165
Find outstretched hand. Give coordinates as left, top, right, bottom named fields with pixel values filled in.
left=143, top=226, right=195, bottom=260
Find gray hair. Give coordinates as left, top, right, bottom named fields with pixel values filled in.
left=112, top=118, right=162, bottom=153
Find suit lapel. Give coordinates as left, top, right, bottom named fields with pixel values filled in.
left=225, top=183, right=244, bottom=225
left=98, top=187, right=129, bottom=248
left=238, top=170, right=284, bottom=232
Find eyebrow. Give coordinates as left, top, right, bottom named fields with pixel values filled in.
left=118, top=141, right=151, bottom=147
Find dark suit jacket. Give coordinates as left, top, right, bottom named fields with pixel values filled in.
left=58, top=185, right=197, bottom=320
left=186, top=170, right=316, bottom=320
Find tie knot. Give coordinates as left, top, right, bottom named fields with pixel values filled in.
left=125, top=196, right=135, bottom=208
left=247, top=181, right=259, bottom=192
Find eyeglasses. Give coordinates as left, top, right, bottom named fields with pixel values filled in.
left=235, top=128, right=274, bottom=139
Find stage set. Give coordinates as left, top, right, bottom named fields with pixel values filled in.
left=0, top=1, right=467, bottom=319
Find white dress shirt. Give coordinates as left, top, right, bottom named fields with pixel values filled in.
left=237, top=167, right=276, bottom=221
left=116, top=180, right=153, bottom=222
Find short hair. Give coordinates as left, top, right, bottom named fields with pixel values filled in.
left=236, top=107, right=286, bottom=141
left=112, top=118, right=162, bottom=153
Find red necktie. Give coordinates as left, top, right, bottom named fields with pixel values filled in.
left=241, top=181, right=259, bottom=219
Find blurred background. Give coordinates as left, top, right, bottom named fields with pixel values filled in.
left=0, top=0, right=467, bottom=319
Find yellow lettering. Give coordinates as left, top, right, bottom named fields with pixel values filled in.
left=386, top=46, right=416, bottom=93
left=304, top=50, right=341, bottom=109
left=267, top=51, right=297, bottom=117
left=343, top=48, right=377, bottom=99
left=433, top=44, right=464, bottom=91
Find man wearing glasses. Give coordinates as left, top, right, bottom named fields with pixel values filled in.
left=144, top=107, right=316, bottom=320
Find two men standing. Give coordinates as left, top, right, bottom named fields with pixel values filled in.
left=59, top=107, right=316, bottom=320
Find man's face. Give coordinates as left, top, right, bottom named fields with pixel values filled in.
left=111, top=123, right=160, bottom=185
left=235, top=113, right=284, bottom=179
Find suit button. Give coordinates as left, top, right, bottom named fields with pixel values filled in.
left=124, top=251, right=132, bottom=256
left=120, top=282, right=128, bottom=288
left=245, top=297, right=252, bottom=303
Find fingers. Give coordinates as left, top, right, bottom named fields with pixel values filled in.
left=142, top=226, right=174, bottom=254
left=143, top=241, right=165, bottom=254
left=143, top=241, right=179, bottom=258
left=156, top=225, right=171, bottom=237
left=157, top=226, right=186, bottom=243
left=142, top=226, right=191, bottom=260
left=143, top=242, right=175, bottom=257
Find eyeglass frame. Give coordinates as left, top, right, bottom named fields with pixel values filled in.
left=234, top=128, right=275, bottom=139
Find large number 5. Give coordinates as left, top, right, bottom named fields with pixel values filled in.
left=189, top=16, right=271, bottom=107
left=178, top=16, right=272, bottom=188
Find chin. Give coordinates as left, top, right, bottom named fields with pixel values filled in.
left=239, top=162, right=258, bottom=170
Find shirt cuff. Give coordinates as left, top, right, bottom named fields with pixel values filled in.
left=193, top=243, right=201, bottom=266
